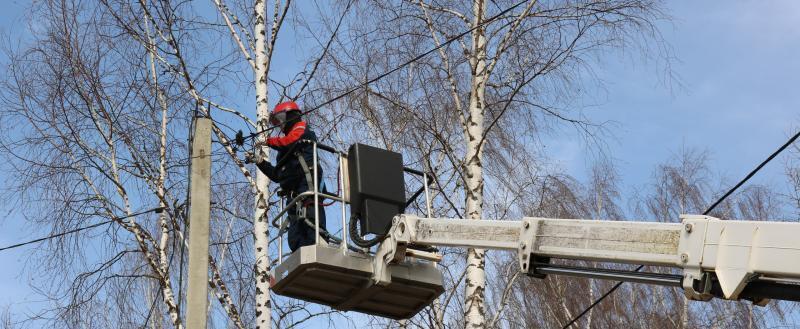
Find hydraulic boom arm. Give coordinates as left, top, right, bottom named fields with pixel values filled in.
left=373, top=214, right=800, bottom=305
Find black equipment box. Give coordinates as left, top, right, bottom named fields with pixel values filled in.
left=347, top=144, right=406, bottom=235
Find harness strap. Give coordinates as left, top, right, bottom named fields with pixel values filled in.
left=296, top=152, right=316, bottom=194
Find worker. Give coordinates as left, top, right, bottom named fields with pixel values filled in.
left=247, top=101, right=326, bottom=251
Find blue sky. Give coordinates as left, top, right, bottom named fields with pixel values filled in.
left=1, top=0, right=800, bottom=325
left=546, top=1, right=800, bottom=199
left=0, top=0, right=44, bottom=318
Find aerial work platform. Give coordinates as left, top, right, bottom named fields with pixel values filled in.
left=271, top=244, right=443, bottom=319
left=268, top=142, right=443, bottom=319
left=267, top=142, right=800, bottom=320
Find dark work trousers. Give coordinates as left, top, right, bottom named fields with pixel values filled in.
left=286, top=180, right=327, bottom=251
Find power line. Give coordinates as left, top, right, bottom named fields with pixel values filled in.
left=703, top=130, right=800, bottom=215
left=244, top=0, right=531, bottom=141
left=561, top=129, right=800, bottom=329
left=143, top=285, right=164, bottom=328
left=0, top=207, right=164, bottom=252
left=561, top=265, right=644, bottom=329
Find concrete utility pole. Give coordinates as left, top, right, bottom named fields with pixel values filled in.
left=186, top=117, right=212, bottom=328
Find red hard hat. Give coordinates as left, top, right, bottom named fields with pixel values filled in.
left=270, top=101, right=300, bottom=126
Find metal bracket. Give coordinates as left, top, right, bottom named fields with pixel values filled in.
left=518, top=218, right=539, bottom=274
left=371, top=215, right=411, bottom=286
left=678, top=215, right=713, bottom=301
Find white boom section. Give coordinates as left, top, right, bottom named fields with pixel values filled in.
left=373, top=214, right=800, bottom=303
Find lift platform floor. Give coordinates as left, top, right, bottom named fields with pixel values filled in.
left=272, top=244, right=444, bottom=319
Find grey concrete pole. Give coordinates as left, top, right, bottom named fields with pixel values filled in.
left=186, top=117, right=212, bottom=328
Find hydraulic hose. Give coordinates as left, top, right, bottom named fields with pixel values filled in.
left=297, top=217, right=363, bottom=252
left=349, top=214, right=386, bottom=248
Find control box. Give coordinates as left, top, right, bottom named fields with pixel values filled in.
left=347, top=144, right=406, bottom=235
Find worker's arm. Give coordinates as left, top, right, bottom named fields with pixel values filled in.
left=267, top=121, right=306, bottom=149
left=255, top=160, right=279, bottom=182
left=245, top=150, right=280, bottom=182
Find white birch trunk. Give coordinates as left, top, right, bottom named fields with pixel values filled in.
left=253, top=0, right=272, bottom=328
left=142, top=18, right=182, bottom=327
left=464, top=1, right=488, bottom=328
left=587, top=191, right=602, bottom=329
left=680, top=201, right=688, bottom=329
left=155, top=31, right=172, bottom=329
left=586, top=280, right=594, bottom=328
left=681, top=299, right=689, bottom=328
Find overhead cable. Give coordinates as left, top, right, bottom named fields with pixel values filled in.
left=244, top=0, right=531, bottom=141
left=562, top=129, right=800, bottom=329
left=702, top=130, right=800, bottom=215
left=0, top=207, right=164, bottom=252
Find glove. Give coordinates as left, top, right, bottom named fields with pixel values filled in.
left=244, top=151, right=256, bottom=164
left=244, top=151, right=267, bottom=164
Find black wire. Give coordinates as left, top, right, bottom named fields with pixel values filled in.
left=560, top=265, right=643, bottom=329
left=142, top=285, right=163, bottom=328
left=348, top=214, right=386, bottom=248
left=561, top=129, right=800, bottom=329
left=0, top=221, right=112, bottom=252
left=0, top=207, right=164, bottom=252
left=703, top=130, right=800, bottom=215
left=243, top=0, right=531, bottom=141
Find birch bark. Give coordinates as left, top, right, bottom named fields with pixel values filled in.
left=463, top=1, right=488, bottom=327
left=253, top=0, right=272, bottom=327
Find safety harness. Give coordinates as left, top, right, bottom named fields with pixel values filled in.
left=277, top=142, right=340, bottom=245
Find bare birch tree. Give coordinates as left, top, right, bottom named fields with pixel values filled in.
left=314, top=0, right=669, bottom=327
left=5, top=0, right=798, bottom=328
left=0, top=0, right=349, bottom=327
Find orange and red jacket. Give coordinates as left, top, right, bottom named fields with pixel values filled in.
left=257, top=120, right=321, bottom=192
